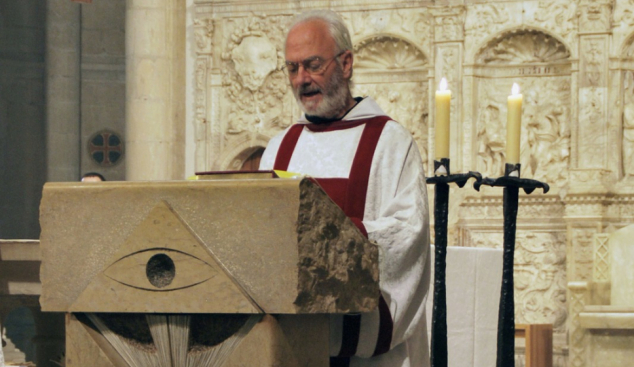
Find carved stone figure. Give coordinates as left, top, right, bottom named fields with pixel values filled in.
left=477, top=103, right=505, bottom=176
left=521, top=89, right=570, bottom=181
left=584, top=41, right=602, bottom=87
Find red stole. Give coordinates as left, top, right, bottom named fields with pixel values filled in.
left=272, top=116, right=394, bottom=361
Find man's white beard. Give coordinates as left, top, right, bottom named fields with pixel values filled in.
left=292, top=64, right=350, bottom=119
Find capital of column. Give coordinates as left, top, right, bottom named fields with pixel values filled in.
left=578, top=0, right=614, bottom=34
left=430, top=6, right=466, bottom=43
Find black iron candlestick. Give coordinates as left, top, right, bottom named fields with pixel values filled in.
left=474, top=163, right=549, bottom=367
left=426, top=158, right=481, bottom=367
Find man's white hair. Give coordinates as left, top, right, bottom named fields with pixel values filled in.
left=287, top=10, right=353, bottom=54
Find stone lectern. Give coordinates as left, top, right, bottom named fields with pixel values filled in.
left=39, top=178, right=379, bottom=367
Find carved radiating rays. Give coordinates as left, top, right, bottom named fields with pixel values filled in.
left=354, top=36, right=428, bottom=70
left=476, top=30, right=570, bottom=64
left=86, top=313, right=261, bottom=367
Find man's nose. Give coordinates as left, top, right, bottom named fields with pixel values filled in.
left=294, top=65, right=312, bottom=84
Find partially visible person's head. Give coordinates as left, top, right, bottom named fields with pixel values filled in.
left=81, top=172, right=106, bottom=182
left=285, top=10, right=355, bottom=119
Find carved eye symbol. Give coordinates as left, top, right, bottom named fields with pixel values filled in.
left=104, top=249, right=215, bottom=291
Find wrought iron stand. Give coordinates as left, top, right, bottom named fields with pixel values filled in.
left=426, top=158, right=481, bottom=367
left=474, top=163, right=549, bottom=367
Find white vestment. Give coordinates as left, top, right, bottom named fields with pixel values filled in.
left=260, top=97, right=431, bottom=367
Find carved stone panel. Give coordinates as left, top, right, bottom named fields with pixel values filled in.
left=430, top=6, right=465, bottom=42
left=578, top=87, right=607, bottom=169
left=578, top=0, right=613, bottom=33
left=220, top=15, right=294, bottom=143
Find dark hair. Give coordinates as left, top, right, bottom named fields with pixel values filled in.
left=81, top=172, right=106, bottom=181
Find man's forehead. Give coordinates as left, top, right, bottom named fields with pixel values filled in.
left=285, top=19, right=335, bottom=60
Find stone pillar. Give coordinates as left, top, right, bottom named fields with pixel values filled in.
left=430, top=6, right=465, bottom=170
left=126, top=0, right=186, bottom=180
left=570, top=0, right=614, bottom=191
left=46, top=0, right=81, bottom=182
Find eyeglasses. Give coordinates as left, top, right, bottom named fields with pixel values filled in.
left=284, top=51, right=345, bottom=77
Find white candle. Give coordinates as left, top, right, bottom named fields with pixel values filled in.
left=435, top=77, right=451, bottom=159
left=506, top=83, right=522, bottom=164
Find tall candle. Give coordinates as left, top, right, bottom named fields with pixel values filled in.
left=435, top=77, right=451, bottom=159
left=506, top=83, right=522, bottom=164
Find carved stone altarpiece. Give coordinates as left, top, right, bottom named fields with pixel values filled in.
left=191, top=1, right=634, bottom=366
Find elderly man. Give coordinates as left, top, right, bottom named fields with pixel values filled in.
left=259, top=10, right=430, bottom=367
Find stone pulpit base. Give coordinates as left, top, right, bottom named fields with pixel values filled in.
left=39, top=178, right=379, bottom=367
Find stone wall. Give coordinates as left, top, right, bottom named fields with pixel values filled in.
left=191, top=1, right=634, bottom=365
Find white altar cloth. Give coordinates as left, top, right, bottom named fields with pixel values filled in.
left=425, top=246, right=503, bottom=367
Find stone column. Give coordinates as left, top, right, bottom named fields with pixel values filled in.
left=46, top=0, right=81, bottom=182
left=430, top=6, right=465, bottom=170
left=126, top=0, right=186, bottom=180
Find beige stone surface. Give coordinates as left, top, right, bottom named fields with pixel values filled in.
left=65, top=314, right=124, bottom=367
left=223, top=314, right=329, bottom=367
left=609, top=224, right=634, bottom=306
left=39, top=178, right=378, bottom=314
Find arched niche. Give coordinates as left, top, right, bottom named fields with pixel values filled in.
left=619, top=33, right=634, bottom=178
left=352, top=35, right=430, bottom=169
left=472, top=28, right=572, bottom=190
left=218, top=133, right=270, bottom=171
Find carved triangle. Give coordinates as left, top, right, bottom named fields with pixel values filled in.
left=70, top=201, right=262, bottom=313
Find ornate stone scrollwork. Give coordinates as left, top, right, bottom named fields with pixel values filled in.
left=533, top=0, right=579, bottom=38
left=221, top=15, right=291, bottom=136
left=578, top=0, right=614, bottom=33
left=462, top=229, right=568, bottom=332
left=476, top=30, right=570, bottom=65
left=474, top=31, right=571, bottom=188
left=514, top=232, right=568, bottom=332
left=614, top=0, right=634, bottom=27
left=430, top=6, right=465, bottom=42
left=194, top=18, right=214, bottom=55
left=465, top=4, right=510, bottom=43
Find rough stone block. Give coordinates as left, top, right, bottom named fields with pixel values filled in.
left=40, top=178, right=379, bottom=314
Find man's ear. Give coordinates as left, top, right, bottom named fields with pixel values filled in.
left=341, top=50, right=354, bottom=79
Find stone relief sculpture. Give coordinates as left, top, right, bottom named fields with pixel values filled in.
left=521, top=86, right=571, bottom=186
left=623, top=71, right=634, bottom=176
left=476, top=100, right=505, bottom=176
left=578, top=87, right=605, bottom=169
left=465, top=3, right=510, bottom=42
left=579, top=0, right=613, bottom=32
left=463, top=229, right=567, bottom=332
left=533, top=0, right=578, bottom=38
left=514, top=232, right=567, bottom=332
left=194, top=18, right=214, bottom=55
left=614, top=0, right=634, bottom=27
left=475, top=30, right=571, bottom=189
left=343, top=9, right=431, bottom=55
left=221, top=15, right=291, bottom=136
